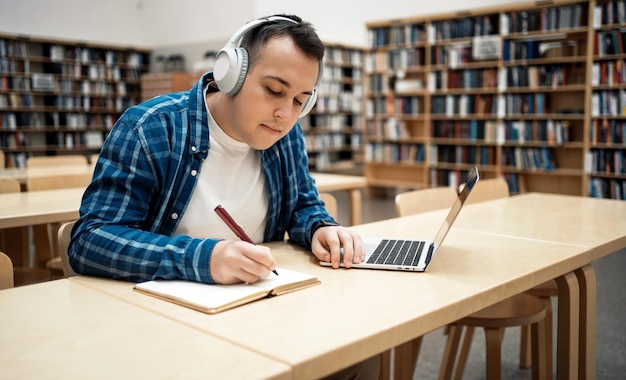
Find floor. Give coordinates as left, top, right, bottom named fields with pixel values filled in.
left=330, top=188, right=626, bottom=380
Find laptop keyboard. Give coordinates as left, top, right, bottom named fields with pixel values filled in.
left=367, top=239, right=426, bottom=267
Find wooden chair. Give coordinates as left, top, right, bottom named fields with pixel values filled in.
left=0, top=149, right=5, bottom=168
left=395, top=186, right=458, bottom=217
left=455, top=176, right=557, bottom=377
left=0, top=251, right=14, bottom=290
left=319, top=192, right=338, bottom=219
left=392, top=185, right=550, bottom=380
left=0, top=177, right=21, bottom=193
left=26, top=154, right=88, bottom=168
left=26, top=173, right=92, bottom=278
left=0, top=178, right=53, bottom=286
left=57, top=221, right=78, bottom=277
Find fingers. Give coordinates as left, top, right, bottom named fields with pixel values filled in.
left=312, top=226, right=364, bottom=269
left=210, top=240, right=277, bottom=284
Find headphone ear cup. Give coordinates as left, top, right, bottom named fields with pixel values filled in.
left=299, top=86, right=317, bottom=118
left=213, top=47, right=249, bottom=96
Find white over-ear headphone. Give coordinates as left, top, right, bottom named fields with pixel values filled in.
left=213, top=16, right=320, bottom=118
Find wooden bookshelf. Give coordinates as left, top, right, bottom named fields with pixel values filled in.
left=300, top=43, right=365, bottom=173
left=364, top=0, right=626, bottom=200
left=0, top=33, right=150, bottom=168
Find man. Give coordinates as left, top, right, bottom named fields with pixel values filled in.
left=70, top=15, right=365, bottom=283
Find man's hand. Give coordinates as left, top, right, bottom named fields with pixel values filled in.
left=210, top=240, right=278, bottom=284
left=311, top=226, right=364, bottom=269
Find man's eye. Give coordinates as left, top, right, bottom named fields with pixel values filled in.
left=294, top=99, right=303, bottom=107
left=267, top=87, right=280, bottom=95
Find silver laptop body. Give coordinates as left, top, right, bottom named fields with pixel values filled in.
left=320, top=166, right=480, bottom=272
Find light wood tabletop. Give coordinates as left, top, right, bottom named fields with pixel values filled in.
left=0, top=187, right=84, bottom=229
left=0, top=165, right=94, bottom=185
left=0, top=279, right=291, bottom=380
left=71, top=226, right=591, bottom=379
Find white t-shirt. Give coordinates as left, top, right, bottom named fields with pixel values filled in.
left=174, top=89, right=268, bottom=242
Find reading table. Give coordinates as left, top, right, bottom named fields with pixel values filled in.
left=0, top=279, right=291, bottom=379
left=71, top=228, right=591, bottom=379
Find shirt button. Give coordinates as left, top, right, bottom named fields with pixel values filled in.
left=191, top=146, right=197, bottom=152
left=191, top=169, right=198, bottom=176
left=171, top=213, right=179, bottom=220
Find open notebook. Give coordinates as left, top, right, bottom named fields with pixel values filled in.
left=134, top=268, right=319, bottom=314
left=321, top=166, right=479, bottom=272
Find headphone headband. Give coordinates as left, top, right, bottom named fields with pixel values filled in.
left=213, top=16, right=320, bottom=118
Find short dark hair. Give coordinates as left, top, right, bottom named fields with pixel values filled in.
left=241, top=14, right=325, bottom=73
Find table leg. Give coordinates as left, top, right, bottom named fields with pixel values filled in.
left=348, top=189, right=361, bottom=226
left=555, top=271, right=580, bottom=380
left=575, top=265, right=596, bottom=380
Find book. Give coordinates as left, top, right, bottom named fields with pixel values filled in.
left=133, top=268, right=320, bottom=314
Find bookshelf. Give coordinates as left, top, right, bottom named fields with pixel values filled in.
left=364, top=0, right=626, bottom=200
left=0, top=33, right=150, bottom=168
left=300, top=43, right=365, bottom=173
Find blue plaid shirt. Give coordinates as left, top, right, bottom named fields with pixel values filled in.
left=69, top=73, right=335, bottom=284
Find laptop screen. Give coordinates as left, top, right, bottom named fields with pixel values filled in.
left=432, top=167, right=480, bottom=248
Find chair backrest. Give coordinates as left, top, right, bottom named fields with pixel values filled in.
left=394, top=186, right=458, bottom=217
left=57, top=221, right=78, bottom=277
left=0, top=150, right=5, bottom=168
left=0, top=251, right=14, bottom=289
left=464, top=177, right=509, bottom=205
left=26, top=173, right=92, bottom=191
left=0, top=178, right=21, bottom=193
left=26, top=155, right=88, bottom=168
left=319, top=192, right=338, bottom=219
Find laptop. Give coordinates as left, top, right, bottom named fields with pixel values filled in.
left=320, top=166, right=479, bottom=272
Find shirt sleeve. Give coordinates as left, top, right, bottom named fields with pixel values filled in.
left=69, top=108, right=217, bottom=284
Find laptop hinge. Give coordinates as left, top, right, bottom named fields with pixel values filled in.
left=425, top=243, right=435, bottom=266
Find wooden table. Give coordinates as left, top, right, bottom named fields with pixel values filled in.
left=0, top=187, right=84, bottom=229
left=71, top=228, right=592, bottom=379
left=0, top=165, right=94, bottom=190
left=0, top=279, right=291, bottom=379
left=312, top=172, right=366, bottom=225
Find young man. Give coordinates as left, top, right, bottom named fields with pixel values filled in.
left=70, top=15, right=364, bottom=286
left=70, top=14, right=380, bottom=379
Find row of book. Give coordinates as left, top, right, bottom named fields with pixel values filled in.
left=503, top=120, right=572, bottom=145
left=430, top=68, right=498, bottom=90
left=300, top=113, right=362, bottom=132
left=431, top=15, right=499, bottom=41
left=366, top=118, right=411, bottom=141
left=0, top=111, right=115, bottom=130
left=429, top=168, right=476, bottom=189
left=429, top=144, right=493, bottom=166
left=505, top=65, right=575, bottom=89
left=588, top=148, right=625, bottom=175
left=594, top=0, right=626, bottom=26
left=431, top=94, right=497, bottom=116
left=366, top=96, right=420, bottom=117
left=365, top=142, right=426, bottom=164
left=314, top=93, right=363, bottom=114
left=502, top=5, right=586, bottom=34
left=1, top=75, right=31, bottom=91
left=0, top=39, right=29, bottom=58
left=303, top=133, right=353, bottom=152
left=0, top=57, right=30, bottom=74
left=48, top=45, right=146, bottom=68
left=503, top=93, right=547, bottom=115
left=368, top=23, right=427, bottom=48
left=53, top=95, right=135, bottom=112
left=324, top=47, right=364, bottom=68
left=365, top=49, right=425, bottom=73
left=591, top=60, right=626, bottom=86
left=431, top=120, right=499, bottom=142
left=501, top=146, right=558, bottom=170
left=591, top=89, right=626, bottom=116
left=47, top=62, right=141, bottom=82
left=588, top=177, right=626, bottom=200
left=0, top=93, right=32, bottom=108
left=594, top=29, right=626, bottom=57
left=590, top=119, right=626, bottom=144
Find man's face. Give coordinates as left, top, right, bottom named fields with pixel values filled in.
left=220, top=36, right=319, bottom=150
